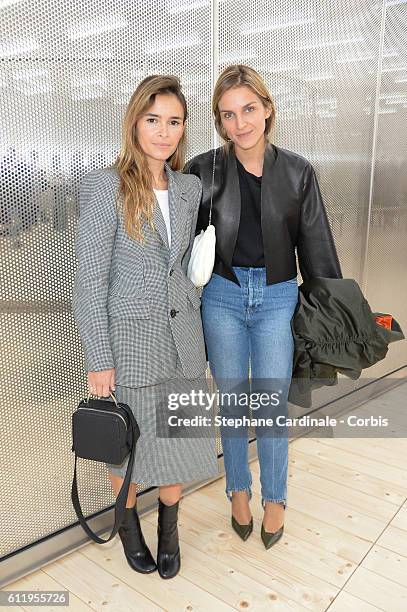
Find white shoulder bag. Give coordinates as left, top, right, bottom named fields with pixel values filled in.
left=187, top=148, right=217, bottom=287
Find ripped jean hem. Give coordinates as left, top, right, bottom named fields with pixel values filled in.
left=226, top=486, right=253, bottom=503
left=261, top=497, right=287, bottom=510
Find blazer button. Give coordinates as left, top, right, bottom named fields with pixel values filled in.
left=169, top=269, right=174, bottom=276
left=170, top=308, right=178, bottom=318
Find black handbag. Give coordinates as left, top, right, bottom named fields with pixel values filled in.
left=71, top=391, right=140, bottom=544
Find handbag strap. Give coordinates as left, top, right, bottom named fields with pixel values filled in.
left=208, top=147, right=217, bottom=226
left=71, top=397, right=139, bottom=544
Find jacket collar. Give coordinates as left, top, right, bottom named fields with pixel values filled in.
left=153, top=161, right=189, bottom=269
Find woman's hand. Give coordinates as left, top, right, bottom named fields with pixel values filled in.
left=87, top=369, right=116, bottom=398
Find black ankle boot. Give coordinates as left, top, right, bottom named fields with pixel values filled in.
left=157, top=498, right=181, bottom=579
left=118, top=507, right=157, bottom=573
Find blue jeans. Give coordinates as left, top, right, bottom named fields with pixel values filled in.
left=201, top=267, right=298, bottom=508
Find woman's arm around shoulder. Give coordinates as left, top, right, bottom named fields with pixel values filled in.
left=72, top=168, right=118, bottom=373
left=183, top=154, right=200, bottom=178
left=183, top=154, right=211, bottom=236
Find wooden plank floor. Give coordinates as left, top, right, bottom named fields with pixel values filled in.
left=4, top=383, right=407, bottom=611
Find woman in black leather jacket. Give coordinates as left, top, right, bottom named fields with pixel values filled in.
left=184, top=64, right=342, bottom=549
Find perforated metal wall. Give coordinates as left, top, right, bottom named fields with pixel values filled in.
left=219, top=0, right=384, bottom=281
left=364, top=0, right=407, bottom=369
left=1, top=0, right=406, bottom=564
left=217, top=0, right=407, bottom=389
left=0, top=0, right=214, bottom=561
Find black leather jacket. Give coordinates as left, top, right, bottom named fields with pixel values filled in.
left=184, top=142, right=343, bottom=286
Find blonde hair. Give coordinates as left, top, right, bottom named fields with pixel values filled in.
left=113, top=75, right=187, bottom=242
left=212, top=64, right=276, bottom=154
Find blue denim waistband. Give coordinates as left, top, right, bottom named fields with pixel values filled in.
left=231, top=266, right=297, bottom=285
left=232, top=266, right=266, bottom=276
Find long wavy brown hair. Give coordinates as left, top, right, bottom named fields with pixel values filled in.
left=113, top=75, right=188, bottom=242
left=212, top=64, right=276, bottom=154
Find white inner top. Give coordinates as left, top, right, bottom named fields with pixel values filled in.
left=153, top=188, right=171, bottom=247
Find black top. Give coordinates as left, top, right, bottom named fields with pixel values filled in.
left=185, top=143, right=342, bottom=286
left=231, top=156, right=265, bottom=267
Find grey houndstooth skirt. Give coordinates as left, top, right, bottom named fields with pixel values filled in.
left=106, top=362, right=219, bottom=486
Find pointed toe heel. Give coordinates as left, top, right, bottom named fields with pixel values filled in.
left=231, top=515, right=253, bottom=541
left=261, top=523, right=284, bottom=550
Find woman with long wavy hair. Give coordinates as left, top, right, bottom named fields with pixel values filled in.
left=73, top=75, right=218, bottom=579
left=185, top=65, right=342, bottom=549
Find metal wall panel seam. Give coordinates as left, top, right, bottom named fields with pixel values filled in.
left=361, top=0, right=388, bottom=296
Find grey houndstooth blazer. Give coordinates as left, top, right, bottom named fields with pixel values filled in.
left=72, top=162, right=207, bottom=386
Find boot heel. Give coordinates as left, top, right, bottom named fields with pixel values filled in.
left=157, top=498, right=181, bottom=579
left=118, top=507, right=157, bottom=573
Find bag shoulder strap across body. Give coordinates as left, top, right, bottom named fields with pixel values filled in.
left=187, top=147, right=217, bottom=228
left=208, top=147, right=217, bottom=227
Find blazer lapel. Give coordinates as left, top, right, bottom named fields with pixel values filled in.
left=153, top=196, right=170, bottom=249
left=165, top=161, right=189, bottom=270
